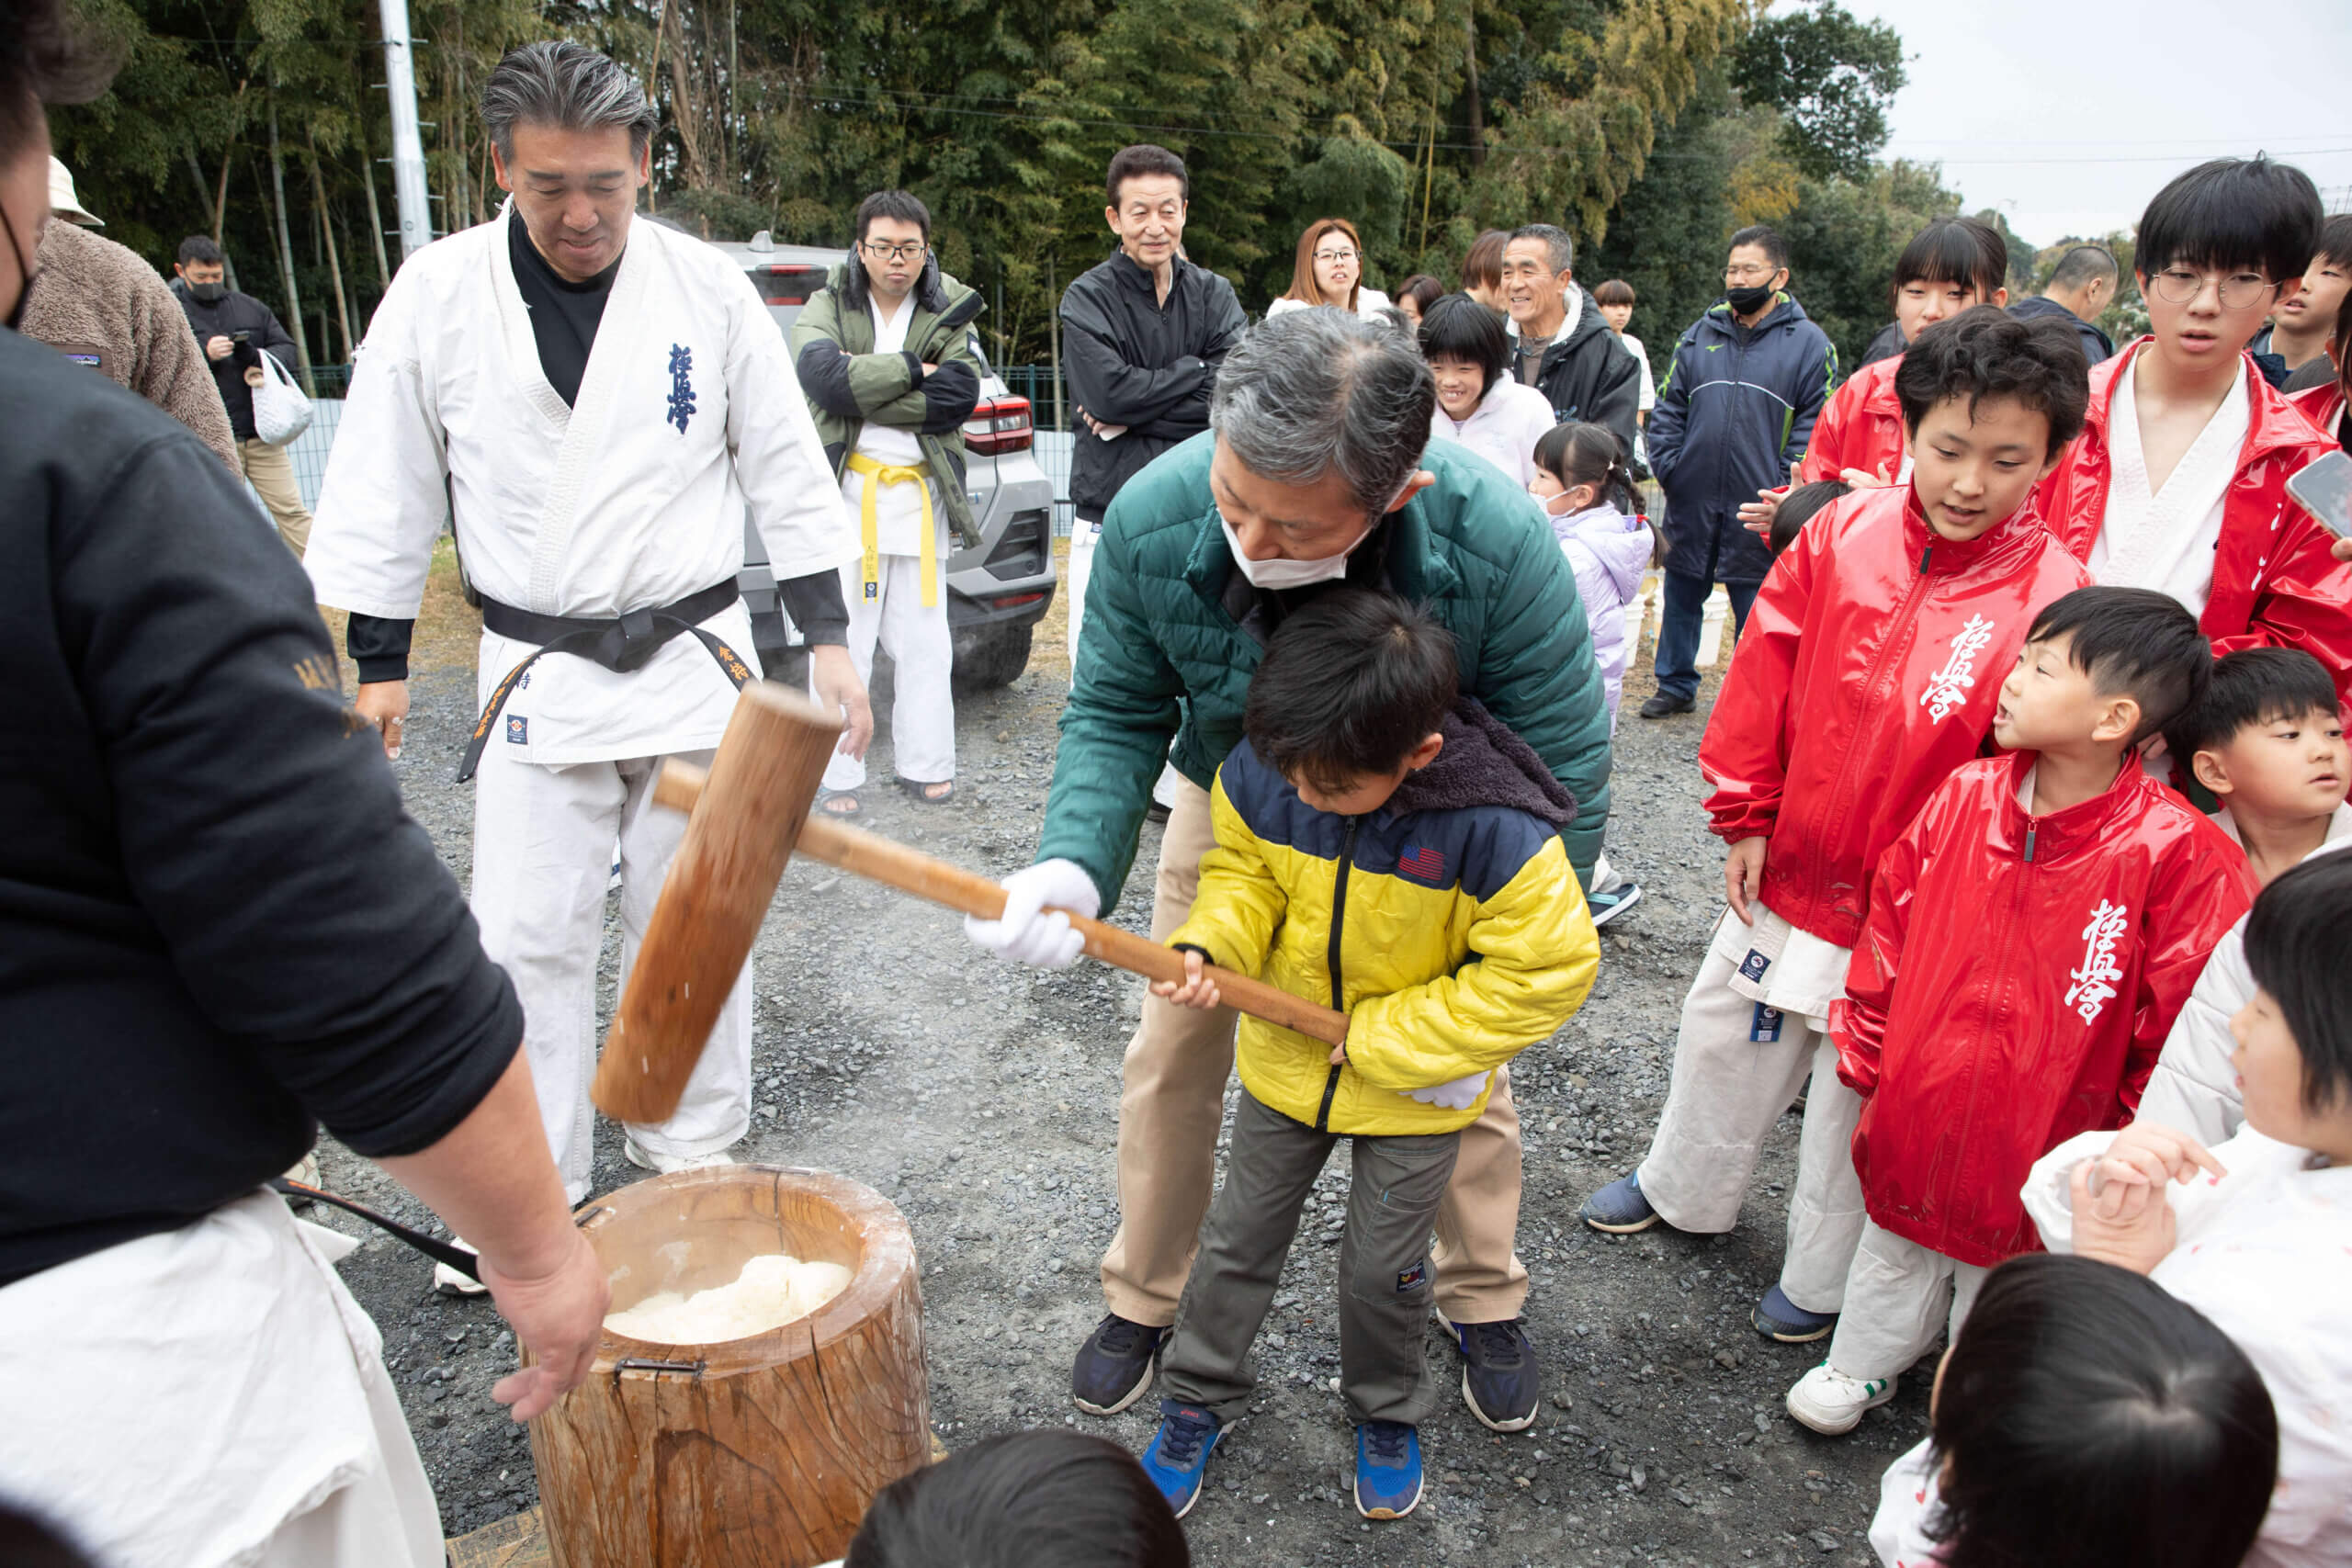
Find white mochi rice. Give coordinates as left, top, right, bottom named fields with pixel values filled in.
left=604, top=1253, right=852, bottom=1343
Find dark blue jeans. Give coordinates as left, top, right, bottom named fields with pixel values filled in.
left=1652, top=570, right=1760, bottom=704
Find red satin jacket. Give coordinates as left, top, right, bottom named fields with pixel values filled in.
left=1701, top=484, right=2093, bottom=950
left=2035, top=342, right=2352, bottom=704
left=1796, top=355, right=1905, bottom=487
left=1834, top=751, right=2255, bottom=1267
left=2289, top=379, right=2346, bottom=450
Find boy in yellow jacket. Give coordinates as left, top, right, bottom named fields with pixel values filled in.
left=1135, top=590, right=1599, bottom=1523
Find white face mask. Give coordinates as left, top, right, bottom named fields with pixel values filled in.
left=1219, top=511, right=1372, bottom=590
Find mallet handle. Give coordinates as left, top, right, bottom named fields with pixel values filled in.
left=653, top=761, right=1351, bottom=1047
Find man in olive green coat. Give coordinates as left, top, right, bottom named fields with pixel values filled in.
left=791, top=190, right=984, bottom=807
left=965, top=310, right=1615, bottom=1434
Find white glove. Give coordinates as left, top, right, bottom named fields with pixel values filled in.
left=964, top=858, right=1100, bottom=970
left=1406, top=1071, right=1491, bottom=1111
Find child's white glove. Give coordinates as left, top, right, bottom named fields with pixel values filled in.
left=963, top=858, right=1099, bottom=970
left=1406, top=1071, right=1490, bottom=1111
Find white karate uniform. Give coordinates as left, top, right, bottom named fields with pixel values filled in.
left=0, top=1193, right=441, bottom=1568
left=1635, top=902, right=1868, bottom=1313
left=2087, top=349, right=2248, bottom=617
left=307, top=207, right=855, bottom=1201
left=817, top=294, right=955, bottom=794
left=2027, top=1126, right=2352, bottom=1567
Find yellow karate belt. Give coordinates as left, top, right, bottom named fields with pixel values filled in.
left=845, top=453, right=938, bottom=608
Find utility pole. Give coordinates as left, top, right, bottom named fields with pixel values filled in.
left=379, top=0, right=434, bottom=260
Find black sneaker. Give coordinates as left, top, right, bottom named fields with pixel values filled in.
left=1437, top=1313, right=1541, bottom=1431
left=1072, top=1313, right=1169, bottom=1416
left=1638, top=692, right=1696, bottom=719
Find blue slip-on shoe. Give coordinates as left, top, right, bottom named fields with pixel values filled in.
left=1753, top=1282, right=1839, bottom=1343
left=1437, top=1314, right=1542, bottom=1431
left=1072, top=1313, right=1169, bottom=1416
left=1140, top=1401, right=1224, bottom=1518
left=1353, top=1420, right=1425, bottom=1519
left=1580, top=1169, right=1661, bottom=1235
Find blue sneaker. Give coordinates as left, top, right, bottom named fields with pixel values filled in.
left=1580, top=1169, right=1660, bottom=1234
left=1753, top=1282, right=1838, bottom=1343
left=1139, top=1402, right=1223, bottom=1518
left=1353, top=1420, right=1425, bottom=1519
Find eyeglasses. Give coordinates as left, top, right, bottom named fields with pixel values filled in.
left=1313, top=248, right=1359, bottom=264
left=2146, top=266, right=2274, bottom=310
left=1724, top=265, right=1779, bottom=283
left=861, top=240, right=927, bottom=263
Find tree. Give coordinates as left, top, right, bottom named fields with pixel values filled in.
left=1776, top=159, right=1964, bottom=367
left=1729, top=0, right=1904, bottom=182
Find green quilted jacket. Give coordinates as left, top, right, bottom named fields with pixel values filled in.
left=1038, top=434, right=1614, bottom=909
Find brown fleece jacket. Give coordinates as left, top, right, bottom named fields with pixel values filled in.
left=23, top=221, right=240, bottom=472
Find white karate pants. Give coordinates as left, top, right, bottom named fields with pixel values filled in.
left=1068, top=515, right=1180, bottom=808
left=1634, top=941, right=1868, bottom=1314
left=1825, top=1220, right=1990, bottom=1383
left=472, top=744, right=751, bottom=1205
left=819, top=549, right=956, bottom=793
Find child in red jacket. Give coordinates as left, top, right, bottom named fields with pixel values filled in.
left=1580, top=309, right=2096, bottom=1344
left=1787, top=586, right=2256, bottom=1436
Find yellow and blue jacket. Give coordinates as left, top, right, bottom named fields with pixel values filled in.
left=1170, top=700, right=1600, bottom=1136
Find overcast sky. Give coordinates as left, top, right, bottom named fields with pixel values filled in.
left=1839, top=0, right=2352, bottom=254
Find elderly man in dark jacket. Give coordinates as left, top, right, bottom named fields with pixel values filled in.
left=1641, top=225, right=1836, bottom=716
left=1499, top=224, right=1640, bottom=454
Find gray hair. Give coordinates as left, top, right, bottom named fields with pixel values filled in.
left=1210, top=310, right=1436, bottom=514
left=1510, top=223, right=1575, bottom=276
left=481, top=41, right=660, bottom=161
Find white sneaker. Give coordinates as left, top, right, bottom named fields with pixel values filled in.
left=624, top=1140, right=739, bottom=1177
left=1786, top=1361, right=1894, bottom=1435
left=434, top=1235, right=490, bottom=1297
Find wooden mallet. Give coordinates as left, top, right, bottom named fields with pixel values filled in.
left=594, top=683, right=1351, bottom=1125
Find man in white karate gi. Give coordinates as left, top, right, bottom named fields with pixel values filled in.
left=306, top=41, right=869, bottom=1272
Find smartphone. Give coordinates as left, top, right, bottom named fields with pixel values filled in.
left=2285, top=449, right=2352, bottom=540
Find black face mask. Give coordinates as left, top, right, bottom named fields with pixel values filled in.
left=1726, top=282, right=1778, bottom=317
left=188, top=280, right=227, bottom=304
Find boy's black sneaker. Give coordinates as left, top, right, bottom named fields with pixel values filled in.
left=1637, top=692, right=1695, bottom=718
left=1436, top=1313, right=1542, bottom=1431
left=1072, top=1313, right=1169, bottom=1415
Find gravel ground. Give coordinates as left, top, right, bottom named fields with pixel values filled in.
left=313, top=592, right=1931, bottom=1562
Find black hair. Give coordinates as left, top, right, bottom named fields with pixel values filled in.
left=1396, top=274, right=1445, bottom=316
left=2024, top=586, right=2211, bottom=747
left=1928, top=1253, right=2277, bottom=1568
left=1533, top=421, right=1633, bottom=502
left=2162, top=646, right=2340, bottom=770
left=1106, top=144, right=1187, bottom=207
left=1894, top=216, right=2007, bottom=300
left=176, top=234, right=224, bottom=267
left=0, top=0, right=114, bottom=159
left=2317, top=213, right=2352, bottom=273
left=2244, top=852, right=2352, bottom=1114
left=844, top=1429, right=1190, bottom=1568
left=1894, top=305, right=2090, bottom=460
left=1727, top=224, right=1790, bottom=273
left=2335, top=287, right=2352, bottom=408
left=2046, top=244, right=2119, bottom=291
left=1591, top=277, right=1636, bottom=308
left=2136, top=155, right=2322, bottom=288
left=1770, top=479, right=1849, bottom=557
left=854, top=189, right=931, bottom=245
left=1244, top=590, right=1458, bottom=795
left=1418, top=292, right=1510, bottom=396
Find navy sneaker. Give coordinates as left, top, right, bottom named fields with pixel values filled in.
left=1587, top=881, right=1644, bottom=927
left=1753, top=1282, right=1838, bottom=1343
left=1438, top=1314, right=1541, bottom=1431
left=1139, top=1402, right=1223, bottom=1518
left=1072, top=1314, right=1169, bottom=1416
left=1580, top=1169, right=1661, bottom=1234
left=1353, top=1420, right=1425, bottom=1519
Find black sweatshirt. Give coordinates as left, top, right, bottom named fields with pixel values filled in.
left=1057, top=250, right=1248, bottom=515
left=347, top=211, right=846, bottom=681
left=0, top=326, right=524, bottom=1288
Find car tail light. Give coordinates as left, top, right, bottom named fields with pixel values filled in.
left=755, top=265, right=826, bottom=306
left=965, top=396, right=1033, bottom=455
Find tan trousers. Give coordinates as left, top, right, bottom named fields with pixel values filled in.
left=1099, top=775, right=1531, bottom=1326
left=241, top=437, right=312, bottom=557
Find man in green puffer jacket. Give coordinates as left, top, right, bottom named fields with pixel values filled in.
left=791, top=191, right=986, bottom=808
left=963, top=310, right=1614, bottom=1435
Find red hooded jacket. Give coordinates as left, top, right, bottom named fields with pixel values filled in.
left=2035, top=342, right=2352, bottom=704
left=1701, top=484, right=2093, bottom=950
left=1834, top=752, right=2256, bottom=1267
left=1796, top=355, right=1905, bottom=486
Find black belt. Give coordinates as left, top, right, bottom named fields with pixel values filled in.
left=456, top=580, right=754, bottom=782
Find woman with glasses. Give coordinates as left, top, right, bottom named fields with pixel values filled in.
left=2036, top=155, right=2352, bottom=707
left=1267, top=218, right=1391, bottom=322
